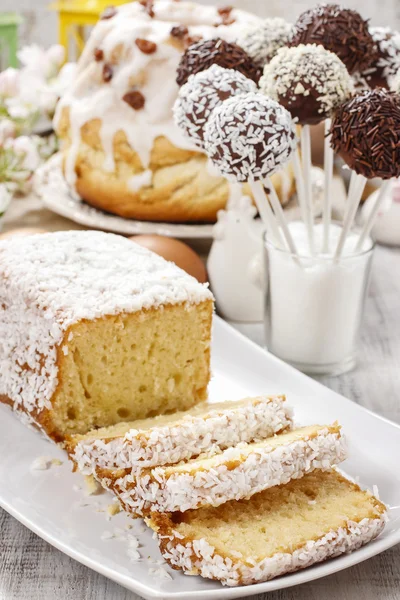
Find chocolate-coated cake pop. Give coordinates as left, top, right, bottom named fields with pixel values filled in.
left=259, top=44, right=354, bottom=125
left=330, top=88, right=400, bottom=179
left=236, top=18, right=293, bottom=67
left=203, top=92, right=297, bottom=182
left=176, top=38, right=261, bottom=86
left=358, top=27, right=400, bottom=89
left=290, top=4, right=377, bottom=75
left=173, top=64, right=257, bottom=149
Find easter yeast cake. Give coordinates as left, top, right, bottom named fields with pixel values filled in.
left=55, top=0, right=294, bottom=222
left=0, top=231, right=213, bottom=441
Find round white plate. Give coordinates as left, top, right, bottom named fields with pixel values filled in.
left=35, top=154, right=214, bottom=239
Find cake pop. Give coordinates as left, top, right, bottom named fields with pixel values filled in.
left=259, top=44, right=354, bottom=125
left=358, top=27, right=400, bottom=89
left=203, top=92, right=297, bottom=182
left=204, top=92, right=298, bottom=253
left=176, top=38, right=261, bottom=86
left=391, top=71, right=400, bottom=93
left=290, top=4, right=377, bottom=75
left=330, top=88, right=400, bottom=179
left=330, top=88, right=400, bottom=258
left=236, top=18, right=293, bottom=67
left=173, top=64, right=257, bottom=149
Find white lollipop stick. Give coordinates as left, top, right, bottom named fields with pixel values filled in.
left=249, top=180, right=284, bottom=248
left=322, top=119, right=333, bottom=253
left=300, top=126, right=315, bottom=255
left=334, top=173, right=367, bottom=260
left=292, top=150, right=307, bottom=222
left=227, top=182, right=243, bottom=209
left=264, top=176, right=298, bottom=256
left=355, top=180, right=391, bottom=252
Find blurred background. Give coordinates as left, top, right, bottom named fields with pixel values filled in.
left=2, top=0, right=400, bottom=48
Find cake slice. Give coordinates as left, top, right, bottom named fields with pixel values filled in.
left=66, top=395, right=292, bottom=474
left=0, top=231, right=213, bottom=441
left=149, top=470, right=386, bottom=586
left=96, top=424, right=346, bottom=516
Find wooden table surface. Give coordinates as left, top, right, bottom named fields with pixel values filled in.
left=1, top=198, right=400, bottom=600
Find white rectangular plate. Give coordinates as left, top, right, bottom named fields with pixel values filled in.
left=0, top=317, right=399, bottom=599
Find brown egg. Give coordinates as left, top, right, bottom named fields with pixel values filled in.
left=130, top=234, right=207, bottom=283
left=0, top=227, right=48, bottom=241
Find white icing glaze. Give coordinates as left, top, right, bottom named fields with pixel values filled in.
left=0, top=231, right=212, bottom=424
left=160, top=515, right=386, bottom=586
left=72, top=395, right=293, bottom=474
left=54, top=0, right=260, bottom=190
left=100, top=427, right=347, bottom=515
left=128, top=169, right=153, bottom=191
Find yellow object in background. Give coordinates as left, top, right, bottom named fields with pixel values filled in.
left=49, top=0, right=131, bottom=61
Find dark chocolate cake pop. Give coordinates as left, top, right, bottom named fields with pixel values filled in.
left=330, top=88, right=400, bottom=179
left=236, top=18, right=293, bottom=67
left=259, top=44, right=354, bottom=125
left=357, top=27, right=400, bottom=89
left=203, top=92, right=297, bottom=182
left=290, top=4, right=377, bottom=75
left=173, top=64, right=257, bottom=149
left=176, top=38, right=261, bottom=86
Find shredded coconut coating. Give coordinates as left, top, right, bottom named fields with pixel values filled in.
left=259, top=44, right=354, bottom=124
left=99, top=428, right=347, bottom=516
left=203, top=92, right=297, bottom=182
left=370, top=27, right=400, bottom=86
left=0, top=231, right=212, bottom=425
left=72, top=395, right=293, bottom=474
left=236, top=18, right=293, bottom=66
left=159, top=516, right=386, bottom=586
left=173, top=64, right=257, bottom=149
left=391, top=71, right=400, bottom=93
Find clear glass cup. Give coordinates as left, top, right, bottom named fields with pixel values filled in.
left=263, top=225, right=375, bottom=376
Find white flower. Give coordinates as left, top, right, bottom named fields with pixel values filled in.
left=46, top=45, right=65, bottom=71
left=39, top=88, right=59, bottom=114
left=0, top=184, right=12, bottom=216
left=9, top=136, right=41, bottom=171
left=18, top=44, right=65, bottom=80
left=5, top=99, right=32, bottom=121
left=0, top=68, right=20, bottom=97
left=0, top=119, right=16, bottom=144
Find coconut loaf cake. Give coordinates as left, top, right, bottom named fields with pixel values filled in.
left=0, top=231, right=213, bottom=441
left=66, top=394, right=292, bottom=474
left=96, top=424, right=347, bottom=516
left=149, top=469, right=387, bottom=586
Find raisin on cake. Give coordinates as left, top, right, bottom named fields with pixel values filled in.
left=0, top=231, right=213, bottom=441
